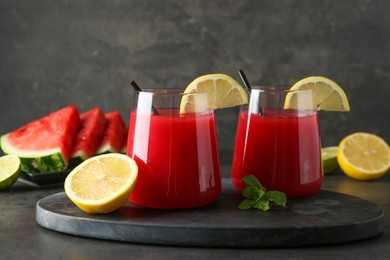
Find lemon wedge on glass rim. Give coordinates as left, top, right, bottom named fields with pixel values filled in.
left=180, top=74, right=248, bottom=113
left=284, top=76, right=350, bottom=111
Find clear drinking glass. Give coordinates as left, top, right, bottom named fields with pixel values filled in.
left=231, top=87, right=323, bottom=197
left=127, top=89, right=222, bottom=208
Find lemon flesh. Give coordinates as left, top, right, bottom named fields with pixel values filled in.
left=321, top=146, right=339, bottom=174
left=338, top=132, right=390, bottom=180
left=0, top=154, right=21, bottom=190
left=180, top=74, right=248, bottom=113
left=64, top=153, right=138, bottom=213
left=284, top=76, right=350, bottom=111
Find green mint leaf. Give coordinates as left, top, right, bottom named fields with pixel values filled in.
left=242, top=186, right=259, bottom=199
left=264, top=191, right=287, bottom=207
left=258, top=188, right=266, bottom=198
left=242, top=175, right=262, bottom=189
left=239, top=175, right=287, bottom=212
left=253, top=198, right=270, bottom=211
left=238, top=199, right=254, bottom=210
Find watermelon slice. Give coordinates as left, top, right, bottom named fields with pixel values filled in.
left=0, top=105, right=80, bottom=173
left=96, top=111, right=126, bottom=154
left=68, top=107, right=107, bottom=168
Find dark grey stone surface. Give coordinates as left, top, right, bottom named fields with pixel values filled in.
left=1, top=0, right=390, bottom=178
left=36, top=181, right=384, bottom=248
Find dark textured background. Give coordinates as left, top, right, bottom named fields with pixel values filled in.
left=1, top=0, right=389, bottom=176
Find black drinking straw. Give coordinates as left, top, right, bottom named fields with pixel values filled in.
left=130, top=80, right=159, bottom=115
left=238, top=69, right=252, bottom=93
left=238, top=69, right=264, bottom=115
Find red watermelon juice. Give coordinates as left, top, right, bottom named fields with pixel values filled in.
left=127, top=108, right=221, bottom=209
left=231, top=109, right=323, bottom=197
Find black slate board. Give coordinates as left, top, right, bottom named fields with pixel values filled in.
left=21, top=170, right=71, bottom=185
left=36, top=181, right=384, bottom=248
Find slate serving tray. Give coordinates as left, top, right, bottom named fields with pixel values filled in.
left=36, top=180, right=384, bottom=248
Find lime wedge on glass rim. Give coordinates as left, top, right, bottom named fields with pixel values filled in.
left=321, top=146, right=339, bottom=174
left=180, top=74, right=248, bottom=113
left=0, top=154, right=21, bottom=190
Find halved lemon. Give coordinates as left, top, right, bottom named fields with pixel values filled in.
left=338, top=132, right=390, bottom=180
left=0, top=154, right=21, bottom=190
left=64, top=153, right=138, bottom=213
left=284, top=76, right=350, bottom=111
left=180, top=74, right=248, bottom=113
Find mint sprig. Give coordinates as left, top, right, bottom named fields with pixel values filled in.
left=238, top=175, right=287, bottom=211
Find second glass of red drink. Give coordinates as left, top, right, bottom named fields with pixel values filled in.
left=127, top=89, right=222, bottom=209
left=231, top=87, right=323, bottom=197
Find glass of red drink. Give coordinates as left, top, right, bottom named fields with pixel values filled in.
left=231, top=87, right=323, bottom=197
left=127, top=89, right=222, bottom=208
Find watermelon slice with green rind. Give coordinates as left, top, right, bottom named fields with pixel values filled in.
left=0, top=105, right=80, bottom=173
left=68, top=107, right=107, bottom=168
left=97, top=111, right=126, bottom=154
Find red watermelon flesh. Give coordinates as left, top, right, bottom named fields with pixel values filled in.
left=70, top=107, right=107, bottom=160
left=97, top=111, right=126, bottom=154
left=121, top=126, right=128, bottom=154
left=0, top=105, right=80, bottom=172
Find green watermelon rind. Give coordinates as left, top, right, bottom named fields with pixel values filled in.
left=96, top=144, right=127, bottom=155
left=68, top=151, right=88, bottom=169
left=19, top=154, right=67, bottom=173
left=96, top=143, right=116, bottom=155
left=0, top=134, right=68, bottom=173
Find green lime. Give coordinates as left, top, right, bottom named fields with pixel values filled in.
left=322, top=146, right=339, bottom=174
left=0, top=154, right=21, bottom=190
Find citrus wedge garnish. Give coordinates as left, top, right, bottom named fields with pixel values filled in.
left=64, top=153, right=138, bottom=213
left=0, top=154, right=21, bottom=190
left=321, top=146, right=339, bottom=174
left=180, top=74, right=248, bottom=113
left=337, top=132, right=390, bottom=180
left=284, top=76, right=350, bottom=111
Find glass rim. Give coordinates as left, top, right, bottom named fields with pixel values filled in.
left=251, top=85, right=314, bottom=94
left=135, top=88, right=208, bottom=96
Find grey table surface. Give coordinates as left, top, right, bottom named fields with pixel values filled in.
left=1, top=160, right=390, bottom=260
